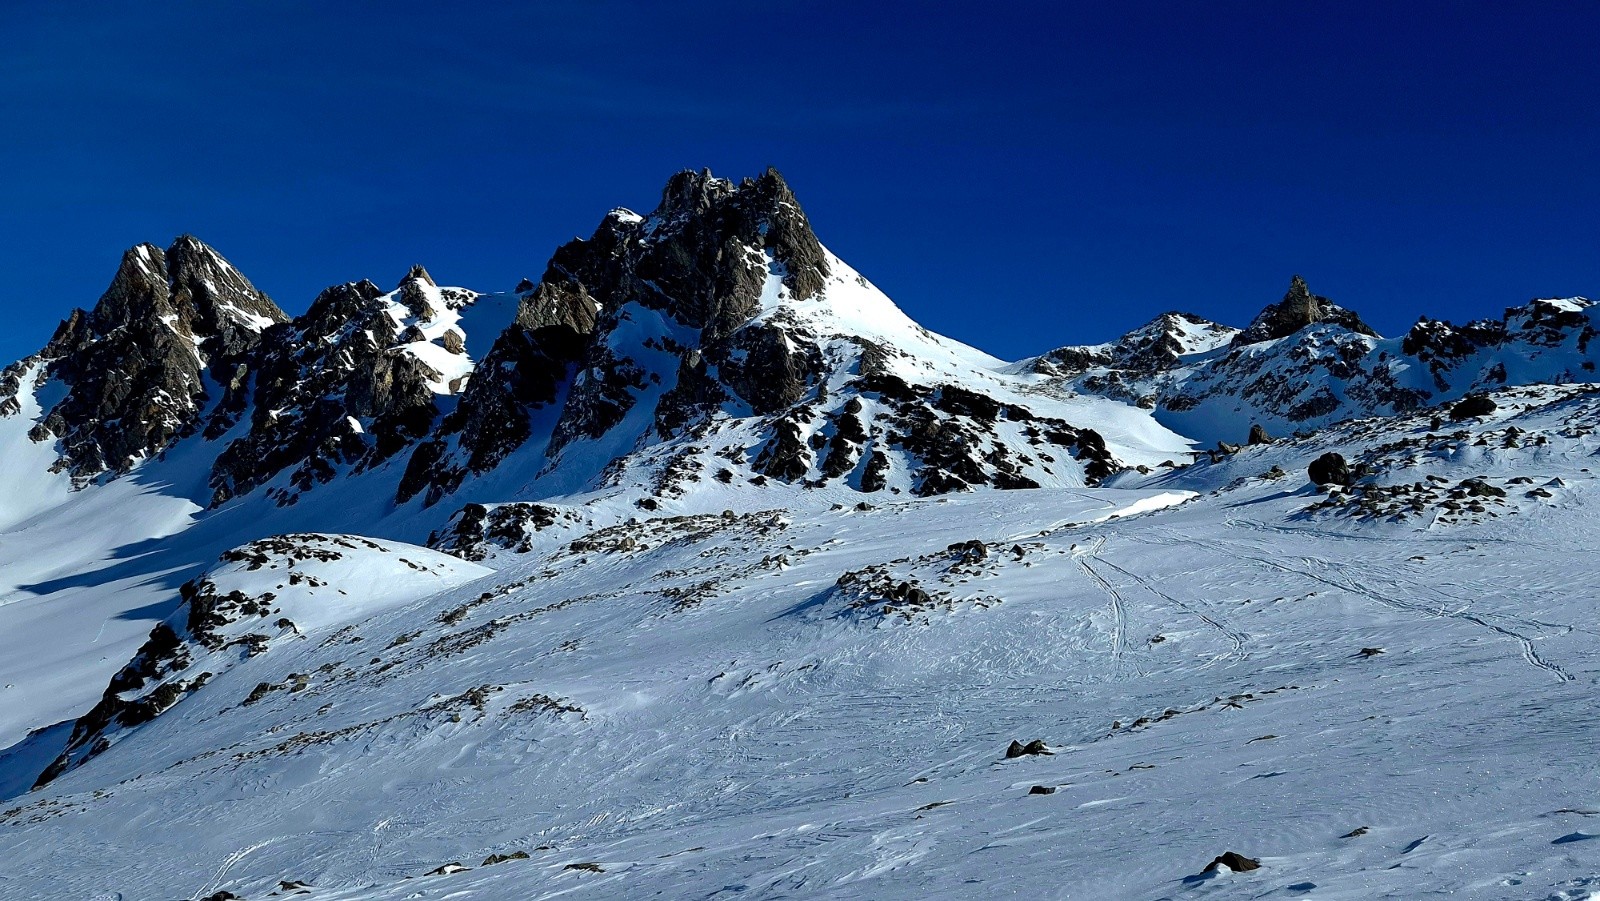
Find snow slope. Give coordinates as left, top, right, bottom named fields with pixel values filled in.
left=2, top=173, right=1599, bottom=900
left=3, top=382, right=1600, bottom=899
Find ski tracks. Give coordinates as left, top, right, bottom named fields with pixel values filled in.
left=1091, top=555, right=1249, bottom=663
left=1148, top=526, right=1575, bottom=684
left=1072, top=538, right=1129, bottom=677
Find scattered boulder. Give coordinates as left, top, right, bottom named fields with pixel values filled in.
left=1005, top=739, right=1050, bottom=758
left=1248, top=423, right=1273, bottom=445
left=564, top=862, right=605, bottom=873
left=1308, top=452, right=1354, bottom=487
left=1204, top=851, right=1261, bottom=873
left=949, top=539, right=988, bottom=564
left=483, top=851, right=531, bottom=866
left=1449, top=393, right=1497, bottom=420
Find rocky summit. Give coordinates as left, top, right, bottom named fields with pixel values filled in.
left=2, top=169, right=1599, bottom=901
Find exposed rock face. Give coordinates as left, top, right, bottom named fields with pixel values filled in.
left=23, top=238, right=285, bottom=482
left=398, top=167, right=830, bottom=506
left=209, top=279, right=434, bottom=504
left=1034, top=311, right=1238, bottom=379
left=4, top=170, right=1135, bottom=512
left=1027, top=312, right=1237, bottom=411
left=1034, top=278, right=1600, bottom=445
left=396, top=267, right=599, bottom=506
left=209, top=268, right=507, bottom=507
left=548, top=168, right=831, bottom=455
left=1232, top=275, right=1378, bottom=347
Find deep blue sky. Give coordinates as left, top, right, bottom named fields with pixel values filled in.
left=3, top=2, right=1596, bottom=363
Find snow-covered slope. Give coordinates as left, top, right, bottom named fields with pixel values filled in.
left=6, top=383, right=1600, bottom=898
left=2, top=168, right=1599, bottom=900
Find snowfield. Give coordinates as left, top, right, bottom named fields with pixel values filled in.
left=4, top=389, right=1600, bottom=898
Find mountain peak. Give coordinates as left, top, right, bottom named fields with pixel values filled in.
left=1231, top=275, right=1378, bottom=346
left=21, top=237, right=285, bottom=480
left=401, top=264, right=436, bottom=288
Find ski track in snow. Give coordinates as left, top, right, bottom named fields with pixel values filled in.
left=1148, top=523, right=1576, bottom=684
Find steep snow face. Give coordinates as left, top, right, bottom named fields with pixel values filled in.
left=6, top=384, right=1600, bottom=898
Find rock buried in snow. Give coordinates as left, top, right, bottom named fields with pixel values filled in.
left=427, top=862, right=470, bottom=876
left=1308, top=452, right=1353, bottom=486
left=1005, top=739, right=1051, bottom=758
left=1204, top=851, right=1261, bottom=872
left=1358, top=647, right=1385, bottom=657
left=1028, top=784, right=1057, bottom=795
left=483, top=851, right=531, bottom=866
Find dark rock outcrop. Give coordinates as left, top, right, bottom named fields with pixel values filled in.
left=1005, top=739, right=1050, bottom=758
left=547, top=168, right=830, bottom=455
left=1308, top=451, right=1354, bottom=486
left=1204, top=851, right=1261, bottom=873
left=25, top=238, right=285, bottom=482
left=1232, top=275, right=1378, bottom=347
left=1449, top=393, right=1498, bottom=420
left=209, top=277, right=447, bottom=506
left=398, top=167, right=832, bottom=506
left=396, top=269, right=598, bottom=506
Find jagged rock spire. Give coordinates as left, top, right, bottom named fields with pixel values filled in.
left=1232, top=275, right=1378, bottom=347
left=401, top=264, right=436, bottom=288
left=27, top=237, right=285, bottom=481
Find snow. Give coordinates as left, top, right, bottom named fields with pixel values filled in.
left=372, top=284, right=518, bottom=395
left=217, top=301, right=279, bottom=331
left=3, top=433, right=1599, bottom=898
left=3, top=240, right=1600, bottom=898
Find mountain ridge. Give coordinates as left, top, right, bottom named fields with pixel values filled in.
left=3, top=168, right=1599, bottom=900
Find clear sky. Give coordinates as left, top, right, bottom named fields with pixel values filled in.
left=2, top=2, right=1595, bottom=363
